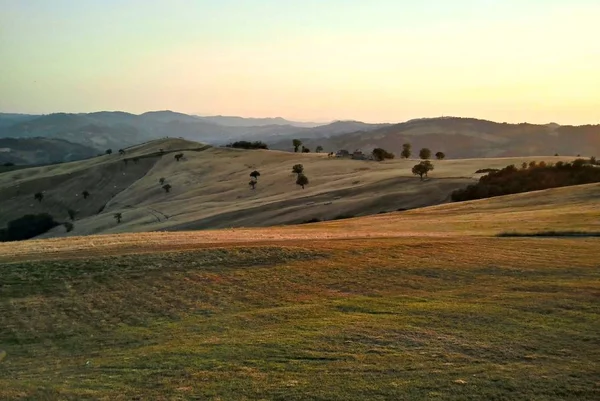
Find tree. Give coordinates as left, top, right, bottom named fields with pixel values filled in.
left=162, top=184, right=172, bottom=193
left=249, top=180, right=257, bottom=190
left=159, top=177, right=166, bottom=185
left=372, top=148, right=395, bottom=161
left=250, top=170, right=261, bottom=180
left=174, top=153, right=184, bottom=162
left=132, top=157, right=139, bottom=164
left=64, top=222, right=74, bottom=232
left=435, top=151, right=446, bottom=160
left=114, top=213, right=122, bottom=224
left=67, top=209, right=77, bottom=221
left=302, top=146, right=310, bottom=153
left=292, top=139, right=302, bottom=153
left=521, top=162, right=528, bottom=169
left=419, top=148, right=432, bottom=160
left=292, top=164, right=304, bottom=176
left=412, top=160, right=434, bottom=181
left=82, top=190, right=90, bottom=199
left=401, top=143, right=412, bottom=159
left=591, top=156, right=597, bottom=165
left=296, top=174, right=309, bottom=189
left=119, top=149, right=125, bottom=156
left=316, top=146, right=324, bottom=153
left=529, top=161, right=537, bottom=169
left=105, top=149, right=113, bottom=155
left=554, top=153, right=559, bottom=157
left=34, top=192, right=44, bottom=202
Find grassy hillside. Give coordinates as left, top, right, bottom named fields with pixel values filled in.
left=0, top=137, right=580, bottom=239
left=1, top=182, right=598, bottom=262
left=1, top=182, right=598, bottom=399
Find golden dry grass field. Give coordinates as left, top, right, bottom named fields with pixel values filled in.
left=1, top=177, right=599, bottom=399
left=0, top=138, right=585, bottom=239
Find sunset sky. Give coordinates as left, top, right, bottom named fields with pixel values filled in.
left=1, top=0, right=599, bottom=124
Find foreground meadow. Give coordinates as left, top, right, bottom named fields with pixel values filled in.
left=1, top=237, right=598, bottom=400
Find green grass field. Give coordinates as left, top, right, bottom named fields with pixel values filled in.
left=1, top=238, right=598, bottom=400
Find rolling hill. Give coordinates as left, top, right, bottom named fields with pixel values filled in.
left=0, top=137, right=98, bottom=165
left=0, top=137, right=585, bottom=240
left=278, top=117, right=600, bottom=158
left=0, top=173, right=598, bottom=400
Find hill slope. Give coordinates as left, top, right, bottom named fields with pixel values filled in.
left=0, top=137, right=583, bottom=239
left=284, top=117, right=600, bottom=158
left=0, top=181, right=598, bottom=400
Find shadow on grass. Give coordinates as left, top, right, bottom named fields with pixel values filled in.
left=497, top=231, right=600, bottom=238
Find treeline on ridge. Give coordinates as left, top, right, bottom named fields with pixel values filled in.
left=451, top=158, right=600, bottom=202
left=225, top=141, right=269, bottom=150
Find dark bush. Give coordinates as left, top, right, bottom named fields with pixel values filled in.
left=0, top=213, right=60, bottom=242
left=452, top=160, right=600, bottom=202
left=475, top=168, right=500, bottom=174
left=301, top=218, right=322, bottom=224
left=226, top=141, right=269, bottom=150
left=372, top=148, right=395, bottom=161
left=333, top=214, right=355, bottom=220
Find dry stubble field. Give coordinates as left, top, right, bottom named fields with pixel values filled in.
left=0, top=185, right=599, bottom=400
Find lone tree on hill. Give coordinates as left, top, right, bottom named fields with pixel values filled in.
left=162, top=184, right=172, bottom=193
left=292, top=164, right=304, bottom=176
left=250, top=170, right=261, bottom=180
left=302, top=146, right=310, bottom=153
left=34, top=192, right=44, bottom=202
left=67, top=209, right=77, bottom=221
left=412, top=160, right=434, bottom=181
left=114, top=213, right=122, bottom=224
left=419, top=148, right=432, bottom=160
left=174, top=153, right=184, bottom=162
left=401, top=143, right=412, bottom=159
left=296, top=174, right=309, bottom=189
left=249, top=180, right=257, bottom=190
left=292, top=139, right=302, bottom=153
left=590, top=156, right=597, bottom=165
left=435, top=151, right=446, bottom=160
left=63, top=222, right=74, bottom=233
left=119, top=149, right=125, bottom=156
left=159, top=177, right=166, bottom=185
left=105, top=149, right=113, bottom=155
left=316, top=146, right=323, bottom=153
left=82, top=190, right=90, bottom=199
left=372, top=148, right=395, bottom=161
left=123, top=159, right=129, bottom=166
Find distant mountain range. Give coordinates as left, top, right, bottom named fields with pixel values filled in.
left=270, top=117, right=600, bottom=158
left=0, top=137, right=98, bottom=165
left=195, top=115, right=322, bottom=128
left=1, top=112, right=598, bottom=165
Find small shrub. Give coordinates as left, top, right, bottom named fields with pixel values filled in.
left=63, top=222, right=74, bottom=232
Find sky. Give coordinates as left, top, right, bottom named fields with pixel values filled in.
left=1, top=0, right=599, bottom=124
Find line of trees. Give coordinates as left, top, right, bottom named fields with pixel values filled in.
left=226, top=141, right=269, bottom=150
left=451, top=158, right=600, bottom=202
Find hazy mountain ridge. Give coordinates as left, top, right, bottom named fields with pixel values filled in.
left=0, top=137, right=98, bottom=165
left=196, top=115, right=322, bottom=128
left=274, top=117, right=600, bottom=158
left=0, top=111, right=326, bottom=151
